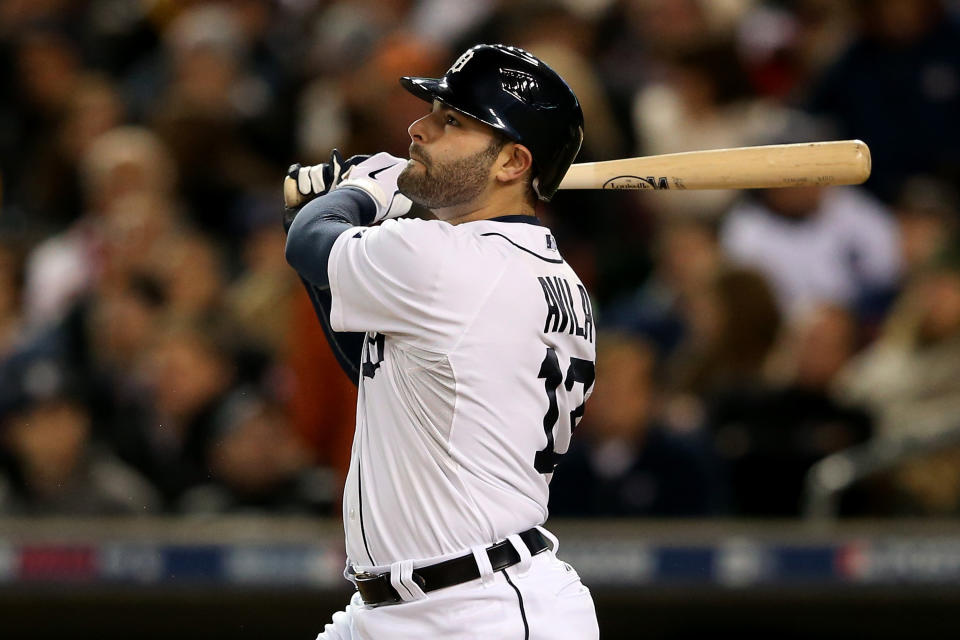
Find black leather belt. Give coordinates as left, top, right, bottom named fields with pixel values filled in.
left=353, top=528, right=552, bottom=606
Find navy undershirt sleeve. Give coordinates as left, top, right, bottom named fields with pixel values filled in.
left=298, top=276, right=364, bottom=384
left=283, top=188, right=377, bottom=385
left=285, top=187, right=377, bottom=287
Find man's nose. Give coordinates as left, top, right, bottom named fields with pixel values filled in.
left=408, top=114, right=430, bottom=142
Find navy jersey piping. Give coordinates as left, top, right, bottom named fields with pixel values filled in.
left=357, top=449, right=375, bottom=565
left=488, top=215, right=542, bottom=225
left=480, top=232, right=563, bottom=264
left=502, top=569, right=530, bottom=639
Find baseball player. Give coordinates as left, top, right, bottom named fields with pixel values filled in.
left=283, top=44, right=598, bottom=639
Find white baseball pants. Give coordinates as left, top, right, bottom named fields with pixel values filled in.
left=315, top=549, right=599, bottom=639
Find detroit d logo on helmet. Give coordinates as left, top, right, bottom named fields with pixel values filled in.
left=449, top=50, right=475, bottom=73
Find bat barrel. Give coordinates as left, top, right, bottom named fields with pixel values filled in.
left=557, top=140, right=872, bottom=191
left=764, top=139, right=871, bottom=188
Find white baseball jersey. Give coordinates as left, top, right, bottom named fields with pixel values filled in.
left=327, top=215, right=596, bottom=568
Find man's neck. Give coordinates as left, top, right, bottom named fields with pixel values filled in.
left=435, top=190, right=537, bottom=226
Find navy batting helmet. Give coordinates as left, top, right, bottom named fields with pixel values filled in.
left=400, top=44, right=584, bottom=202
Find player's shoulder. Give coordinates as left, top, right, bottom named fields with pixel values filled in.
left=376, top=216, right=456, bottom=237
left=365, top=215, right=567, bottom=269
left=463, top=215, right=565, bottom=265
left=356, top=217, right=458, bottom=255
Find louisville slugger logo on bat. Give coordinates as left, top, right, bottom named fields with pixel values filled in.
left=560, top=140, right=871, bottom=192
left=602, top=175, right=682, bottom=190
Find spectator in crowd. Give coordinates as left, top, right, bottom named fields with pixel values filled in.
left=549, top=333, right=726, bottom=517
left=720, top=183, right=902, bottom=323
left=620, top=0, right=745, bottom=57
left=735, top=0, right=855, bottom=101
left=835, top=246, right=960, bottom=443
left=892, top=176, right=959, bottom=279
left=22, top=126, right=178, bottom=329
left=224, top=211, right=298, bottom=377
left=708, top=303, right=873, bottom=516
left=150, top=3, right=278, bottom=240
left=95, top=190, right=182, bottom=298
left=668, top=266, right=782, bottom=396
left=0, top=26, right=84, bottom=229
left=20, top=72, right=125, bottom=234
left=108, top=323, right=237, bottom=510
left=805, top=0, right=960, bottom=203
left=650, top=265, right=781, bottom=465
left=83, top=272, right=167, bottom=417
left=604, top=218, right=723, bottom=359
left=183, top=392, right=332, bottom=514
left=632, top=37, right=790, bottom=219
left=148, top=230, right=228, bottom=324
left=0, top=241, right=25, bottom=359
left=834, top=245, right=960, bottom=514
left=0, top=358, right=160, bottom=515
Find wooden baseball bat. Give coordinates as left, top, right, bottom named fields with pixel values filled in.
left=558, top=140, right=871, bottom=191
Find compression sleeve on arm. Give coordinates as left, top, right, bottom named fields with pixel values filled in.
left=284, top=187, right=377, bottom=385
left=284, top=187, right=377, bottom=288
left=299, top=275, right=363, bottom=384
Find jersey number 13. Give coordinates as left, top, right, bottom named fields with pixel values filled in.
left=534, top=347, right=595, bottom=474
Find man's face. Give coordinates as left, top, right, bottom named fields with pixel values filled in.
left=398, top=100, right=505, bottom=210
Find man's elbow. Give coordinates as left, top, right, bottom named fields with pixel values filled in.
left=284, top=221, right=308, bottom=272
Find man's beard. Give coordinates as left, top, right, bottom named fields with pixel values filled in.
left=398, top=140, right=503, bottom=209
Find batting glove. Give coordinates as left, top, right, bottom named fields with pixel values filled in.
left=335, top=152, right=413, bottom=223
left=283, top=149, right=370, bottom=210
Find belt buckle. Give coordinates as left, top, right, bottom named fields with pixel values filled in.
left=354, top=570, right=401, bottom=607
left=354, top=571, right=379, bottom=582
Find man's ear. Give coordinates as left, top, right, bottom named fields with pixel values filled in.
left=495, top=143, right=534, bottom=185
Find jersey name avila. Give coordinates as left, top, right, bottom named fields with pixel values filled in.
left=538, top=276, right=594, bottom=343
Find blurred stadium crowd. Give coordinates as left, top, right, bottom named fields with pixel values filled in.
left=0, top=0, right=959, bottom=519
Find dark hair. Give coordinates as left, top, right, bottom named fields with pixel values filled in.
left=713, top=268, right=783, bottom=368
left=676, top=267, right=782, bottom=393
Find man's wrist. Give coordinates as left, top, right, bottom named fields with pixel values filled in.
left=297, top=187, right=377, bottom=227
left=335, top=186, right=378, bottom=226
